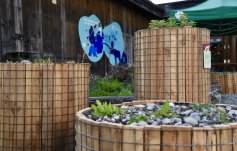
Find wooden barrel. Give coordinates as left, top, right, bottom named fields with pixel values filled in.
left=75, top=100, right=237, bottom=151
left=211, top=72, right=237, bottom=93
left=134, top=27, right=211, bottom=103
left=0, top=63, right=90, bottom=151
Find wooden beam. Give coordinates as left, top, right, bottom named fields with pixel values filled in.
left=61, top=0, right=66, bottom=60
left=35, top=0, right=43, bottom=54
left=13, top=0, right=23, bottom=52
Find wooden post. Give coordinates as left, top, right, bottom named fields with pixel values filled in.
left=35, top=0, right=43, bottom=54
left=61, top=0, right=66, bottom=60
left=13, top=0, right=23, bottom=52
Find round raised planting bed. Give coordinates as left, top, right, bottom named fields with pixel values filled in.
left=134, top=27, right=211, bottom=103
left=0, top=63, right=90, bottom=151
left=75, top=100, right=237, bottom=151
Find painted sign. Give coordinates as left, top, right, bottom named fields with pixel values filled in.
left=78, top=15, right=104, bottom=62
left=78, top=15, right=126, bottom=65
left=103, top=22, right=125, bottom=65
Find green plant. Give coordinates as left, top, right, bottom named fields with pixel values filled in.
left=91, top=100, right=123, bottom=117
left=118, top=88, right=133, bottom=96
left=148, top=20, right=167, bottom=28
left=179, top=13, right=196, bottom=27
left=148, top=12, right=196, bottom=29
left=35, top=58, right=52, bottom=64
left=216, top=108, right=229, bottom=123
left=89, top=77, right=134, bottom=97
left=166, top=17, right=179, bottom=27
left=128, top=115, right=148, bottom=124
left=190, top=103, right=213, bottom=111
left=155, top=101, right=178, bottom=118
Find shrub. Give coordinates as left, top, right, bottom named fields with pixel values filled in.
left=90, top=77, right=134, bottom=97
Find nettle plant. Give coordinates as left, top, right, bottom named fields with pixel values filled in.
left=148, top=11, right=196, bottom=29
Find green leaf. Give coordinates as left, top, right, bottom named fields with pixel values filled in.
left=156, top=101, right=170, bottom=117
left=96, top=100, right=102, bottom=106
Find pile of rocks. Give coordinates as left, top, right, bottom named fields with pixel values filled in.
left=85, top=102, right=237, bottom=127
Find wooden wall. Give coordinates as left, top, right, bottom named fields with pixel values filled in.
left=0, top=0, right=161, bottom=75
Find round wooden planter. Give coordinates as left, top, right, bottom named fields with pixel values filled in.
left=134, top=27, right=211, bottom=103
left=0, top=63, right=90, bottom=151
left=211, top=72, right=237, bottom=93
left=75, top=100, right=237, bottom=151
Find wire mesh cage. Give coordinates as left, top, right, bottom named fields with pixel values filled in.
left=0, top=63, right=90, bottom=151
left=134, top=27, right=211, bottom=103
left=211, top=72, right=237, bottom=94
left=75, top=100, right=237, bottom=151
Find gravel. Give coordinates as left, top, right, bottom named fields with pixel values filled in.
left=85, top=101, right=237, bottom=127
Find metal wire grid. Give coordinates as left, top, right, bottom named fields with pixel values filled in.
left=0, top=63, right=90, bottom=151
left=75, top=119, right=237, bottom=151
left=134, top=28, right=211, bottom=103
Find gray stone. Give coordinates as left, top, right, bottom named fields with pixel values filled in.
left=156, top=118, right=162, bottom=124
left=151, top=121, right=158, bottom=126
left=121, top=106, right=129, bottom=110
left=137, top=111, right=145, bottom=115
left=134, top=105, right=145, bottom=108
left=173, top=118, right=182, bottom=123
left=138, top=121, right=148, bottom=126
left=122, top=119, right=127, bottom=124
left=150, top=115, right=156, bottom=120
left=130, top=122, right=138, bottom=126
left=181, top=106, right=187, bottom=110
left=162, top=118, right=172, bottom=125
left=21, top=60, right=32, bottom=64
left=146, top=103, right=155, bottom=111
left=184, top=117, right=198, bottom=126
left=96, top=118, right=102, bottom=122
left=228, top=110, right=237, bottom=116
left=174, top=122, right=182, bottom=126
left=113, top=115, right=120, bottom=120
left=189, top=113, right=201, bottom=121
left=169, top=102, right=175, bottom=107
left=147, top=120, right=153, bottom=125
left=181, top=110, right=192, bottom=116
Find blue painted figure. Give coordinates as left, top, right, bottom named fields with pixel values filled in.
left=110, top=41, right=121, bottom=65
left=88, top=25, right=104, bottom=57
left=121, top=52, right=127, bottom=65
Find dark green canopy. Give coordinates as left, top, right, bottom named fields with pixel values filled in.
left=169, top=0, right=237, bottom=20
left=169, top=0, right=237, bottom=35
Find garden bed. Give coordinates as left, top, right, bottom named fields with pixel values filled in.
left=0, top=63, right=90, bottom=151
left=75, top=100, right=237, bottom=151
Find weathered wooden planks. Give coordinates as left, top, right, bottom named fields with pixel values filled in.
left=75, top=101, right=237, bottom=151
left=0, top=63, right=90, bottom=151
left=135, top=27, right=211, bottom=103
left=211, top=72, right=237, bottom=94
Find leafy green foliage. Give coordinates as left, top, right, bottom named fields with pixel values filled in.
left=179, top=13, right=196, bottom=27
left=35, top=58, right=52, bottom=64
left=148, top=20, right=167, bottom=28
left=166, top=17, right=179, bottom=27
left=156, top=101, right=170, bottom=117
left=155, top=101, right=179, bottom=118
left=216, top=108, right=229, bottom=123
left=91, top=100, right=123, bottom=117
left=90, top=78, right=134, bottom=97
left=148, top=13, right=196, bottom=29
left=118, top=88, right=134, bottom=96
left=128, top=115, right=148, bottom=124
left=190, top=103, right=213, bottom=111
